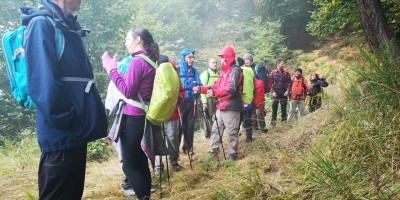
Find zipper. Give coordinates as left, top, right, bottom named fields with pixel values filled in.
left=2, top=38, right=14, bottom=80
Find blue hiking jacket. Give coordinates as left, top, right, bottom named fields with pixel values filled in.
left=178, top=49, right=202, bottom=101
left=22, top=0, right=107, bottom=153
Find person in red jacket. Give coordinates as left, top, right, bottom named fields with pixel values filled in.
left=194, top=46, right=243, bottom=160
left=288, top=68, right=309, bottom=121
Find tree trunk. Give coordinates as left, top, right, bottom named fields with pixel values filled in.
left=356, top=0, right=399, bottom=57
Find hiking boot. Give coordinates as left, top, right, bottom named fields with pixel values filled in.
left=172, top=164, right=181, bottom=172
left=226, top=154, right=237, bottom=161
left=154, top=168, right=163, bottom=176
left=189, top=150, right=195, bottom=155
left=121, top=184, right=136, bottom=198
left=270, top=120, right=276, bottom=127
left=260, top=128, right=268, bottom=133
left=209, top=151, right=219, bottom=160
left=245, top=138, right=252, bottom=143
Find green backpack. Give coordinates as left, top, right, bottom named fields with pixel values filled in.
left=136, top=54, right=180, bottom=125
left=241, top=67, right=255, bottom=105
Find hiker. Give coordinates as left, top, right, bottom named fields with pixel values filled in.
left=178, top=49, right=202, bottom=155
left=101, top=27, right=160, bottom=200
left=22, top=0, right=107, bottom=199
left=287, top=68, right=309, bottom=121
left=193, top=46, right=243, bottom=160
left=308, top=72, right=329, bottom=113
left=243, top=54, right=268, bottom=133
left=269, top=58, right=291, bottom=127
left=154, top=56, right=185, bottom=175
left=238, top=57, right=255, bottom=143
left=199, top=58, right=220, bottom=138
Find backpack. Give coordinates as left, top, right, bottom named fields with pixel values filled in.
left=253, top=79, right=265, bottom=109
left=136, top=54, right=180, bottom=125
left=241, top=67, right=255, bottom=105
left=290, top=76, right=307, bottom=100
left=254, top=64, right=268, bottom=93
left=2, top=16, right=64, bottom=109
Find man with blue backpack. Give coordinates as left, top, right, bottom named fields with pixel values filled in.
left=11, top=0, right=108, bottom=199
left=243, top=53, right=268, bottom=133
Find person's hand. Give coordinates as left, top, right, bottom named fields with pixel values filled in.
left=284, top=91, right=289, bottom=96
left=272, top=92, right=277, bottom=97
left=193, top=86, right=200, bottom=93
left=203, top=104, right=208, bottom=109
left=101, top=51, right=118, bottom=73
left=207, top=89, right=214, bottom=97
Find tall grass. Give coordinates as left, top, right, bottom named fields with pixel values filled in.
left=299, top=42, right=400, bottom=199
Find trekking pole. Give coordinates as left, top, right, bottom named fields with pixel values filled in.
left=162, top=123, right=170, bottom=189
left=214, top=112, right=226, bottom=160
left=193, top=82, right=212, bottom=136
left=179, top=105, right=193, bottom=170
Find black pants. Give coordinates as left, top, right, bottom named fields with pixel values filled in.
left=309, top=96, right=322, bottom=113
left=180, top=100, right=194, bottom=151
left=271, top=98, right=288, bottom=122
left=38, top=145, right=87, bottom=200
left=121, top=115, right=151, bottom=200
left=240, top=109, right=253, bottom=141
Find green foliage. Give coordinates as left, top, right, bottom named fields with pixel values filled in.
left=87, top=138, right=113, bottom=161
left=308, top=0, right=360, bottom=37
left=308, top=0, right=400, bottom=39
left=0, top=131, right=40, bottom=175
left=299, top=42, right=400, bottom=199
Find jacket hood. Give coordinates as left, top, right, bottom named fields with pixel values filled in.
left=21, top=0, right=89, bottom=37
left=179, top=49, right=195, bottom=67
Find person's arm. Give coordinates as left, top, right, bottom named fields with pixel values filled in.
left=199, top=70, right=208, bottom=104
left=319, top=78, right=329, bottom=87
left=109, top=57, right=144, bottom=99
left=25, top=17, right=76, bottom=128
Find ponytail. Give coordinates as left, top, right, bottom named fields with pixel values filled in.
left=129, top=27, right=160, bottom=63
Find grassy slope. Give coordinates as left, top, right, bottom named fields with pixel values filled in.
left=0, top=41, right=354, bottom=200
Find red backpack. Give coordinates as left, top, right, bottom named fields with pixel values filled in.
left=253, top=79, right=265, bottom=109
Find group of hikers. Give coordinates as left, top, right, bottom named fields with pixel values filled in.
left=15, top=0, right=328, bottom=199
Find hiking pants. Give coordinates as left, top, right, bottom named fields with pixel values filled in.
left=204, top=97, right=217, bottom=138
left=271, top=98, right=288, bottom=122
left=38, top=145, right=87, bottom=200
left=308, top=95, right=322, bottom=113
left=251, top=108, right=266, bottom=130
left=180, top=100, right=194, bottom=151
left=209, top=109, right=241, bottom=159
left=155, top=119, right=181, bottom=170
left=288, top=99, right=306, bottom=121
left=121, top=115, right=151, bottom=200
left=241, top=109, right=253, bottom=141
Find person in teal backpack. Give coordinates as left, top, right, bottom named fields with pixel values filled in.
left=178, top=49, right=202, bottom=155
left=22, top=0, right=108, bottom=199
left=199, top=58, right=219, bottom=138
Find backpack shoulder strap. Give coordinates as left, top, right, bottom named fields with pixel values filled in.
left=45, top=16, right=64, bottom=61
left=136, top=54, right=158, bottom=70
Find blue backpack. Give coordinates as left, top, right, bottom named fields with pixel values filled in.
left=2, top=16, right=64, bottom=109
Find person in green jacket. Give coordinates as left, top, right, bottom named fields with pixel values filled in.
left=199, top=58, right=220, bottom=138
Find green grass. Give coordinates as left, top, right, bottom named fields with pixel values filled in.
left=298, top=42, right=400, bottom=199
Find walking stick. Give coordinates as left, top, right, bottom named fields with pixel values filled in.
left=194, top=81, right=226, bottom=161
left=214, top=112, right=226, bottom=160
left=179, top=106, right=193, bottom=170
left=161, top=124, right=170, bottom=189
